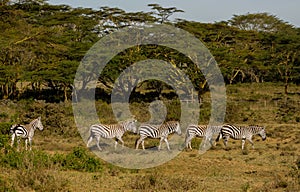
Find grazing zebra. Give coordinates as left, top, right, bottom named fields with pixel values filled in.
left=185, top=124, right=222, bottom=150
left=10, top=117, right=44, bottom=151
left=217, top=124, right=266, bottom=150
left=135, top=121, right=181, bottom=151
left=86, top=119, right=137, bottom=151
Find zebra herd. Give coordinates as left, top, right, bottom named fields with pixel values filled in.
left=9, top=117, right=267, bottom=151
left=86, top=119, right=267, bottom=151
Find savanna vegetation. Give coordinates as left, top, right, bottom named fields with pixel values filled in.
left=0, top=0, right=299, bottom=191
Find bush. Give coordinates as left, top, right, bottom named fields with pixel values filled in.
left=52, top=147, right=102, bottom=172
left=0, top=122, right=12, bottom=135
left=0, top=134, right=10, bottom=149
left=10, top=100, right=78, bottom=137
left=0, top=150, right=52, bottom=169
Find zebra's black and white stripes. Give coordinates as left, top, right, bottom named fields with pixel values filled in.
left=217, top=124, right=266, bottom=150
left=87, top=119, right=137, bottom=151
left=135, top=121, right=181, bottom=151
left=185, top=125, right=222, bottom=149
left=10, top=117, right=44, bottom=151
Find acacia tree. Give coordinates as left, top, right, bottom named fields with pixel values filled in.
left=0, top=2, right=34, bottom=99
left=229, top=12, right=293, bottom=32
left=148, top=3, right=184, bottom=24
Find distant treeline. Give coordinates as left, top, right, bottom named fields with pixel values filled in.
left=0, top=0, right=299, bottom=102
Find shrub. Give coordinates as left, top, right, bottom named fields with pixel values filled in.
left=0, top=122, right=12, bottom=135
left=52, top=147, right=102, bottom=172
left=0, top=150, right=52, bottom=169
left=0, top=134, right=10, bottom=149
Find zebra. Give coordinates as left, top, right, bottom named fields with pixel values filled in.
left=216, top=124, right=266, bottom=150
left=10, top=117, right=44, bottom=151
left=185, top=124, right=222, bottom=150
left=135, top=121, right=181, bottom=151
left=86, top=119, right=137, bottom=151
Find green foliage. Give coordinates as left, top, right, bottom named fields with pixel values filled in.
left=0, top=149, right=51, bottom=169
left=0, top=147, right=102, bottom=173
left=0, top=122, right=12, bottom=134
left=1, top=1, right=300, bottom=101
left=0, top=134, right=9, bottom=149
left=52, top=147, right=102, bottom=172
left=229, top=13, right=293, bottom=32
left=10, top=100, right=78, bottom=137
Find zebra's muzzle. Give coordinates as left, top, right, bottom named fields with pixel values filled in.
left=262, top=137, right=266, bottom=141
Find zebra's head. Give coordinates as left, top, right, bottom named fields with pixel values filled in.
left=124, top=119, right=137, bottom=133
left=251, top=125, right=266, bottom=141
left=34, top=117, right=44, bottom=131
left=258, top=126, right=266, bottom=141
left=174, top=121, right=182, bottom=135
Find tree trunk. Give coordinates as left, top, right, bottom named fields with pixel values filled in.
left=63, top=85, right=68, bottom=102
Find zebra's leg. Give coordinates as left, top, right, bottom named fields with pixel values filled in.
left=28, top=137, right=33, bottom=151
left=118, top=137, right=125, bottom=148
left=135, top=137, right=142, bottom=150
left=11, top=134, right=15, bottom=147
left=141, top=140, right=145, bottom=150
left=95, top=136, right=102, bottom=151
left=17, top=137, right=21, bottom=151
left=86, top=136, right=93, bottom=148
left=185, top=135, right=193, bottom=149
left=209, top=137, right=214, bottom=147
left=202, top=136, right=212, bottom=149
left=223, top=136, right=228, bottom=148
left=158, top=137, right=164, bottom=150
left=115, top=137, right=124, bottom=149
left=188, top=140, right=192, bottom=149
left=247, top=138, right=254, bottom=149
left=242, top=138, right=246, bottom=150
left=203, top=136, right=209, bottom=148
left=213, top=135, right=219, bottom=147
left=215, top=133, right=222, bottom=142
left=164, top=138, right=170, bottom=151
left=25, top=139, right=28, bottom=151
left=114, top=139, right=118, bottom=150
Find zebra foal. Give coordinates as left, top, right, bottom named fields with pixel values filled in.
left=135, top=121, right=181, bottom=151
left=217, top=124, right=266, bottom=150
left=87, top=119, right=137, bottom=151
left=10, top=117, right=44, bottom=151
left=185, top=125, right=222, bottom=150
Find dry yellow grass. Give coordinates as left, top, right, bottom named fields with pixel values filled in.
left=21, top=122, right=297, bottom=192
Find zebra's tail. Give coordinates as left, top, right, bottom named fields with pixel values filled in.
left=215, top=132, right=222, bottom=142
left=134, top=137, right=140, bottom=148
left=86, top=126, right=94, bottom=147
left=184, top=131, right=189, bottom=145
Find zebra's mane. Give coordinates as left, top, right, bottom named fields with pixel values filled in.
left=241, top=125, right=264, bottom=133
left=158, top=121, right=178, bottom=130
left=29, top=118, right=41, bottom=130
